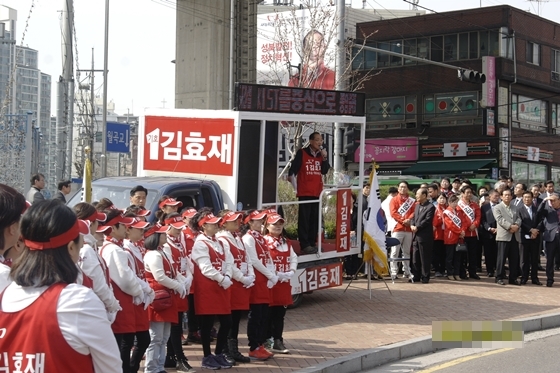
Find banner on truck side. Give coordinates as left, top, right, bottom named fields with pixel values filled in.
left=291, top=262, right=342, bottom=295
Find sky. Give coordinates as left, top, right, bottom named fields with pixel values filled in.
left=3, top=0, right=560, bottom=116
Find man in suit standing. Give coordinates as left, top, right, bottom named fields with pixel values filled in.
left=492, top=189, right=521, bottom=286
left=410, top=188, right=435, bottom=283
left=53, top=180, right=71, bottom=203
left=539, top=180, right=555, bottom=200
left=536, top=193, right=560, bottom=287
left=480, top=189, right=500, bottom=277
left=512, top=183, right=526, bottom=207
left=518, top=191, right=542, bottom=285
left=25, top=173, right=46, bottom=204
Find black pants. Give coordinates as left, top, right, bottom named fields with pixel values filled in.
left=445, top=244, right=456, bottom=276
left=465, top=237, right=480, bottom=276
left=453, top=248, right=467, bottom=277
left=544, top=236, right=560, bottom=284
left=167, top=312, right=187, bottom=360
left=187, top=294, right=199, bottom=334
left=229, top=309, right=244, bottom=340
left=344, top=254, right=361, bottom=276
left=496, top=237, right=520, bottom=283
left=130, top=330, right=150, bottom=373
left=433, top=240, right=445, bottom=274
left=268, top=305, right=287, bottom=341
left=115, top=332, right=135, bottom=373
left=200, top=314, right=232, bottom=357
left=521, top=240, right=540, bottom=282
left=483, top=237, right=497, bottom=274
left=412, top=238, right=433, bottom=281
left=247, top=303, right=269, bottom=351
left=298, top=196, right=320, bottom=249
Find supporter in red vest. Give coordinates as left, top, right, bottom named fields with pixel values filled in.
left=0, top=200, right=122, bottom=372
left=98, top=209, right=144, bottom=373
left=161, top=213, right=195, bottom=372
left=443, top=195, right=466, bottom=281
left=263, top=213, right=297, bottom=354
left=191, top=208, right=235, bottom=369
left=0, top=183, right=27, bottom=292
left=124, top=217, right=158, bottom=373
left=217, top=209, right=255, bottom=364
left=242, top=209, right=276, bottom=361
left=457, top=185, right=482, bottom=280
left=432, top=194, right=447, bottom=277
left=143, top=224, right=188, bottom=373
left=73, top=203, right=121, bottom=320
left=156, top=195, right=183, bottom=224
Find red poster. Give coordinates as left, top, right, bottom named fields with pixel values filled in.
left=143, top=116, right=235, bottom=176
left=336, top=188, right=352, bottom=253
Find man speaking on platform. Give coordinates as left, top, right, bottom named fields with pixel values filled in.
left=288, top=132, right=330, bottom=255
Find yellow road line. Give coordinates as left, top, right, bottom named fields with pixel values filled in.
left=416, top=348, right=514, bottom=373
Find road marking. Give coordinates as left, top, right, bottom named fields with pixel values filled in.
left=416, top=348, right=514, bottom=373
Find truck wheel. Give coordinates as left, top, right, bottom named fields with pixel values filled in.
left=289, top=293, right=303, bottom=309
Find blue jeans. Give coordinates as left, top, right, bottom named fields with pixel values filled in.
left=145, top=321, right=171, bottom=373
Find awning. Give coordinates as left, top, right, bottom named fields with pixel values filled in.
left=401, top=159, right=495, bottom=176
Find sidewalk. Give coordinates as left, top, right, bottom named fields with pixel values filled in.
left=174, top=272, right=560, bottom=372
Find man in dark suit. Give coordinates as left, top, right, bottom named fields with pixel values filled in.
left=480, top=189, right=499, bottom=277
left=539, top=180, right=555, bottom=200
left=518, top=191, right=543, bottom=285
left=536, top=193, right=560, bottom=287
left=53, top=180, right=71, bottom=203
left=410, top=188, right=435, bottom=283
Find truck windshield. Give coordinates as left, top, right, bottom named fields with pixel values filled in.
left=66, top=185, right=159, bottom=210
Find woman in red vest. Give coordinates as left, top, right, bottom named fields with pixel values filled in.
left=0, top=200, right=122, bottom=372
left=263, top=213, right=297, bottom=354
left=0, top=183, right=27, bottom=292
left=432, top=194, right=447, bottom=278
left=143, top=224, right=188, bottom=373
left=98, top=209, right=144, bottom=373
left=191, top=208, right=234, bottom=370
left=242, top=209, right=277, bottom=361
left=162, top=212, right=195, bottom=372
left=443, top=195, right=466, bottom=281
left=217, top=210, right=255, bottom=363
left=73, top=203, right=121, bottom=320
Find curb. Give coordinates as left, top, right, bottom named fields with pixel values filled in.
left=294, top=311, right=560, bottom=373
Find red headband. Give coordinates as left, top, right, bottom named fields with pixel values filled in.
left=24, top=220, right=88, bottom=250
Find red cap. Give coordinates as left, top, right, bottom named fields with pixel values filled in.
left=243, top=210, right=267, bottom=224
left=97, top=215, right=135, bottom=233
left=181, top=208, right=197, bottom=219
left=266, top=213, right=285, bottom=224
left=24, top=219, right=89, bottom=250
left=144, top=224, right=169, bottom=238
left=198, top=213, right=222, bottom=227
left=262, top=208, right=277, bottom=215
left=220, top=211, right=242, bottom=226
left=136, top=207, right=151, bottom=217
left=85, top=211, right=107, bottom=223
left=130, top=219, right=150, bottom=229
left=164, top=215, right=187, bottom=229
left=159, top=198, right=183, bottom=209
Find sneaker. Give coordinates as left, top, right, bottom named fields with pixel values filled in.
left=176, top=358, right=196, bottom=372
left=221, top=353, right=236, bottom=366
left=187, top=331, right=202, bottom=344
left=272, top=339, right=289, bottom=354
left=263, top=337, right=274, bottom=350
left=301, top=245, right=318, bottom=254
left=214, top=354, right=233, bottom=369
left=201, top=355, right=221, bottom=370
left=248, top=346, right=271, bottom=361
left=181, top=334, right=189, bottom=345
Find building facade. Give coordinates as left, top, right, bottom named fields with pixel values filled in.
left=354, top=5, right=560, bottom=186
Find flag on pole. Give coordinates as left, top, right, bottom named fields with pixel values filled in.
left=81, top=147, right=92, bottom=203
left=362, top=166, right=389, bottom=276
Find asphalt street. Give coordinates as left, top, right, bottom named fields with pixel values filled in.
left=363, top=327, right=560, bottom=373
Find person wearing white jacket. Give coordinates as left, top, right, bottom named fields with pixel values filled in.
left=73, top=203, right=121, bottom=320
left=143, top=224, right=189, bottom=373
left=98, top=209, right=144, bottom=373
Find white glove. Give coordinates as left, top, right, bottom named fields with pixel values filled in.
left=133, top=294, right=143, bottom=305
left=270, top=274, right=278, bottom=286
left=175, top=283, right=187, bottom=298
left=220, top=276, right=233, bottom=290
left=241, top=275, right=255, bottom=288
left=184, top=276, right=193, bottom=293
left=277, top=272, right=289, bottom=283
left=143, top=289, right=155, bottom=310
left=106, top=299, right=121, bottom=314
left=107, top=311, right=117, bottom=324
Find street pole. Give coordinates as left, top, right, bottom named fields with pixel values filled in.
left=101, top=0, right=110, bottom=178
left=333, top=0, right=345, bottom=173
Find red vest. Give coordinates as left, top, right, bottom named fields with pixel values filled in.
left=0, top=283, right=94, bottom=372
left=193, top=240, right=231, bottom=315
left=222, top=236, right=250, bottom=311
left=182, top=229, right=196, bottom=295
left=100, top=242, right=136, bottom=334
left=124, top=244, right=150, bottom=331
left=248, top=231, right=271, bottom=305
left=166, top=238, right=189, bottom=312
left=266, top=237, right=293, bottom=307
left=296, top=149, right=323, bottom=197
left=145, top=250, right=178, bottom=323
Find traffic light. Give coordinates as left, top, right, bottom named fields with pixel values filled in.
left=344, top=126, right=360, bottom=162
left=458, top=69, right=486, bottom=84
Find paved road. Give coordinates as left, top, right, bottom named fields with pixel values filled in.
left=363, top=327, right=560, bottom=373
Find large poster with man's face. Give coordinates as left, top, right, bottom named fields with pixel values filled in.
left=257, top=8, right=337, bottom=90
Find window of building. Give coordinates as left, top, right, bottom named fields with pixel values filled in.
left=500, top=27, right=513, bottom=59
left=364, top=48, right=377, bottom=69
left=469, top=32, right=478, bottom=59
left=488, top=30, right=500, bottom=56
left=430, top=36, right=443, bottom=62
left=552, top=167, right=560, bottom=185
left=390, top=41, right=403, bottom=66
left=403, top=38, right=417, bottom=65
left=444, top=34, right=457, bottom=61
left=458, top=33, right=469, bottom=60
left=527, top=41, right=540, bottom=65
left=417, top=38, right=429, bottom=59
left=377, top=42, right=390, bottom=68
left=479, top=31, right=489, bottom=57
left=552, top=49, right=560, bottom=81
left=352, top=47, right=363, bottom=70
